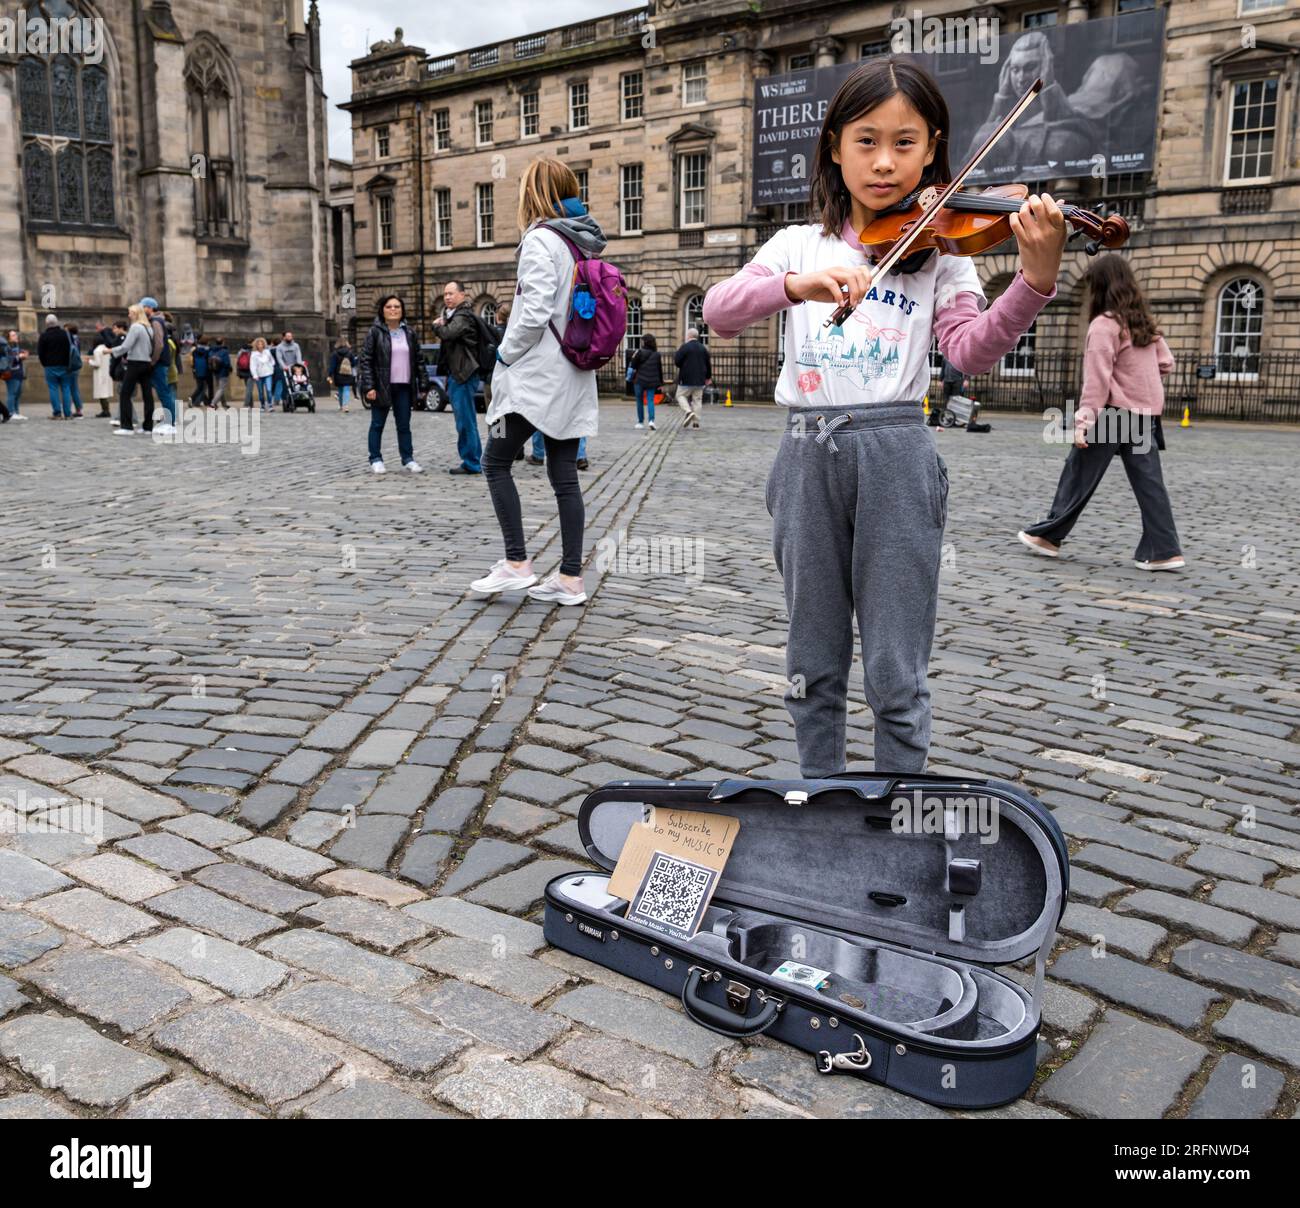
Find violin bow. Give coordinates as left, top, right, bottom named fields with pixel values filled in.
left=824, top=77, right=1044, bottom=327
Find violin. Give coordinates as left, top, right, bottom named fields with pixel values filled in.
left=825, top=78, right=1128, bottom=328
left=858, top=181, right=1129, bottom=262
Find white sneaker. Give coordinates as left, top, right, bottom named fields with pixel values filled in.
left=371, top=460, right=386, bottom=474
left=11, top=414, right=27, bottom=421
left=649, top=421, right=656, bottom=431
left=1017, top=530, right=1059, bottom=558
left=113, top=427, right=135, bottom=435
left=527, top=573, right=587, bottom=606
left=155, top=424, right=176, bottom=435
left=471, top=559, right=537, bottom=593
left=404, top=460, right=423, bottom=473
left=1134, top=556, right=1185, bottom=571
left=634, top=422, right=644, bottom=429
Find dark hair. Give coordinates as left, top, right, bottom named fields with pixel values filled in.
left=810, top=57, right=951, bottom=240
left=195, top=332, right=206, bottom=343
left=375, top=294, right=406, bottom=320
left=640, top=333, right=657, bottom=352
left=65, top=323, right=78, bottom=335
left=212, top=336, right=224, bottom=346
left=1085, top=254, right=1158, bottom=347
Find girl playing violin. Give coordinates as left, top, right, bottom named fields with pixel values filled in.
left=703, top=57, right=1067, bottom=778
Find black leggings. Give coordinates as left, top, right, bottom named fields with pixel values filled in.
left=119, top=360, right=155, bottom=431
left=482, top=411, right=585, bottom=578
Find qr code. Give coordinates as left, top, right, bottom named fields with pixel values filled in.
left=632, top=853, right=713, bottom=932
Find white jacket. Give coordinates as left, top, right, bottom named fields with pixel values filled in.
left=486, top=223, right=597, bottom=440
left=250, top=348, right=274, bottom=379
left=89, top=343, right=113, bottom=398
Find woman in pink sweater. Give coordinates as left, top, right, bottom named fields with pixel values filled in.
left=1019, top=254, right=1184, bottom=571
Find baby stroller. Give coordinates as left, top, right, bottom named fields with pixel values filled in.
left=283, top=361, right=315, bottom=413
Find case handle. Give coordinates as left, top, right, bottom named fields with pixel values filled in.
left=708, top=778, right=895, bottom=803
left=680, top=968, right=782, bottom=1038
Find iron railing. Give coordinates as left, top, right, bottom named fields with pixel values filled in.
left=598, top=350, right=1300, bottom=423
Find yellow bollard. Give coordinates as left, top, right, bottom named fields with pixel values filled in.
left=1180, top=405, right=1191, bottom=428
left=724, top=389, right=732, bottom=407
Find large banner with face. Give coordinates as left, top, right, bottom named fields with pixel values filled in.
left=751, top=7, right=1165, bottom=208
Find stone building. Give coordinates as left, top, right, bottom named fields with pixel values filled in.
left=0, top=0, right=334, bottom=373
left=342, top=0, right=1299, bottom=415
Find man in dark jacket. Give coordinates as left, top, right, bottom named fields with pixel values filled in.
left=37, top=314, right=74, bottom=419
left=432, top=280, right=482, bottom=474
left=673, top=327, right=712, bottom=430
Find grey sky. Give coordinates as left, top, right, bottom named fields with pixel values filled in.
left=317, top=0, right=642, bottom=161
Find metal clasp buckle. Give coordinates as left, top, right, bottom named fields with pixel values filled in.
left=816, top=1033, right=872, bottom=1075
left=784, top=790, right=809, bottom=806
left=725, top=980, right=751, bottom=1014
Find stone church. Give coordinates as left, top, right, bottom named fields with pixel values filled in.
left=0, top=0, right=334, bottom=371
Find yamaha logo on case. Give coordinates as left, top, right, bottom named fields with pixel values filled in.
left=576, top=920, right=605, bottom=942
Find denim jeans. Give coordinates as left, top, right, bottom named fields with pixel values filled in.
left=532, top=431, right=587, bottom=461
left=150, top=363, right=175, bottom=425
left=4, top=376, right=21, bottom=416
left=368, top=382, right=415, bottom=465
left=44, top=366, right=73, bottom=416
left=338, top=383, right=352, bottom=408
left=272, top=372, right=285, bottom=404
left=67, top=369, right=83, bottom=413
left=448, top=373, right=482, bottom=473
left=256, top=377, right=271, bottom=408
left=635, top=383, right=657, bottom=423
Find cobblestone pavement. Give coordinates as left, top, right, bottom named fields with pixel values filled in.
left=0, top=402, right=1297, bottom=1120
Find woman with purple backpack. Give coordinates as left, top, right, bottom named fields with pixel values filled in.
left=472, top=157, right=619, bottom=607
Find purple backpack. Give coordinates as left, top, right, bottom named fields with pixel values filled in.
left=542, top=227, right=628, bottom=372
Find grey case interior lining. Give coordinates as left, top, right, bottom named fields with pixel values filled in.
left=582, top=789, right=1063, bottom=966
left=549, top=875, right=1036, bottom=1047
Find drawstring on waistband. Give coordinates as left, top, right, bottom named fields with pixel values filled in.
left=814, top=413, right=851, bottom=453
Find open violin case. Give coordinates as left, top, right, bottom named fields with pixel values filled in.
left=544, top=772, right=1069, bottom=1110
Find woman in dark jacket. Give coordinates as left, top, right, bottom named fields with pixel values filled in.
left=356, top=294, right=428, bottom=474
left=328, top=337, right=356, bottom=413
left=629, top=333, right=663, bottom=431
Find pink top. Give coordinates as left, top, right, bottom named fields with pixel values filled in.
left=701, top=217, right=1056, bottom=385
left=1076, top=313, right=1175, bottom=434
left=388, top=326, right=410, bottom=385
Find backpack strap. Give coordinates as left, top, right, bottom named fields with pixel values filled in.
left=542, top=226, right=585, bottom=347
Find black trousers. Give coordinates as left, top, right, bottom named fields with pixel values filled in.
left=1025, top=407, right=1181, bottom=562
left=482, top=411, right=584, bottom=578
left=119, top=361, right=154, bottom=432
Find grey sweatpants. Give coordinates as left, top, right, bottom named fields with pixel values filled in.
left=765, top=402, right=947, bottom=777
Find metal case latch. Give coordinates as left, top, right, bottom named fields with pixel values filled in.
left=784, top=790, right=809, bottom=806
left=725, top=980, right=752, bottom=1014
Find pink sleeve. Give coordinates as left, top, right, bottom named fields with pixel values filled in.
left=702, top=264, right=794, bottom=341
left=1077, top=317, right=1121, bottom=431
left=934, top=269, right=1056, bottom=375
left=1156, top=335, right=1174, bottom=377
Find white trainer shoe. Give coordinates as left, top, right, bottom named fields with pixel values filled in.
left=648, top=421, right=656, bottom=431
left=634, top=422, right=644, bottom=429
left=1017, top=530, right=1059, bottom=558
left=527, top=574, right=587, bottom=606
left=113, top=427, right=135, bottom=435
left=371, top=461, right=386, bottom=474
left=1134, top=556, right=1185, bottom=571
left=404, top=460, right=423, bottom=473
left=471, top=559, right=538, bottom=593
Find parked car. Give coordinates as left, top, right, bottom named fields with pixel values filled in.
left=418, top=342, right=486, bottom=413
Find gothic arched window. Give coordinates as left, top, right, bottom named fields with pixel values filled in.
left=186, top=40, right=240, bottom=239
left=18, top=2, right=115, bottom=227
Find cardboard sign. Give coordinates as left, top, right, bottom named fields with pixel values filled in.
left=608, top=807, right=740, bottom=903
